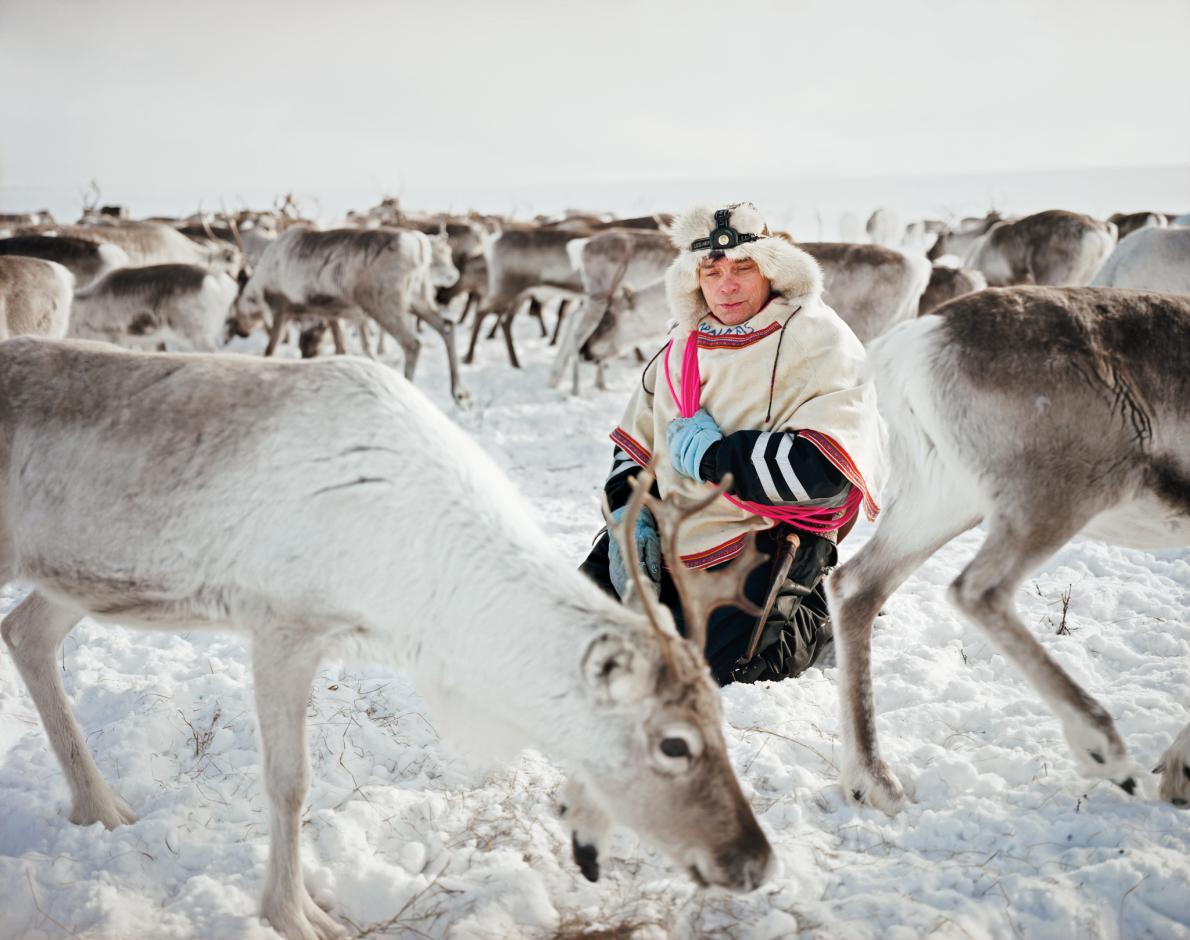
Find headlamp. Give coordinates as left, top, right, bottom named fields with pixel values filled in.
left=689, top=207, right=764, bottom=252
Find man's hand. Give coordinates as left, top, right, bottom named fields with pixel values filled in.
left=607, top=505, right=662, bottom=600
left=667, top=408, right=723, bottom=481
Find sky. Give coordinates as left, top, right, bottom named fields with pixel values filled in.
left=2, top=0, right=1189, bottom=217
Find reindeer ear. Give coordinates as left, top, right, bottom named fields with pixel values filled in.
left=582, top=632, right=651, bottom=705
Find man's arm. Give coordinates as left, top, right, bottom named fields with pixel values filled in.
left=698, top=430, right=848, bottom=504
left=604, top=340, right=667, bottom=510
left=604, top=446, right=643, bottom=512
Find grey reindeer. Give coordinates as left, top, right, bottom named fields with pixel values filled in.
left=827, top=286, right=1190, bottom=812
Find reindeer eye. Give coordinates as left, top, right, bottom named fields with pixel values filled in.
left=660, top=737, right=691, bottom=759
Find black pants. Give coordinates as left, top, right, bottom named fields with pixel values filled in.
left=579, top=525, right=835, bottom=685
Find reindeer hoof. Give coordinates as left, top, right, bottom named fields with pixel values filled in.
left=842, top=760, right=907, bottom=815
left=571, top=833, right=600, bottom=882
left=70, top=792, right=137, bottom=830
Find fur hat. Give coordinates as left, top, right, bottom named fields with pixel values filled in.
left=665, top=202, right=824, bottom=330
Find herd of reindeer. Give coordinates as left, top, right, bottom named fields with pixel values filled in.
left=0, top=190, right=1188, bottom=939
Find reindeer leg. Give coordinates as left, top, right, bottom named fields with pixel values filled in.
left=355, top=320, right=375, bottom=360
left=528, top=296, right=548, bottom=337
left=948, top=511, right=1138, bottom=794
left=550, top=299, right=569, bottom=346
left=253, top=632, right=345, bottom=940
left=464, top=309, right=490, bottom=365
left=264, top=309, right=288, bottom=357
left=457, top=292, right=476, bottom=328
left=416, top=306, right=471, bottom=408
left=369, top=309, right=421, bottom=383
left=499, top=311, right=521, bottom=369
left=2, top=592, right=136, bottom=829
left=328, top=319, right=347, bottom=356
left=828, top=495, right=979, bottom=813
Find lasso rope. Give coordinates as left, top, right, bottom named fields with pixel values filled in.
left=663, top=331, right=861, bottom=534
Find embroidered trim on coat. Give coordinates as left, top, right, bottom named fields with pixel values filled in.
left=695, top=321, right=783, bottom=349
left=609, top=427, right=651, bottom=467
left=674, top=532, right=748, bottom=570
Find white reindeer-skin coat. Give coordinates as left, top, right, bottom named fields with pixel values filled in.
left=611, top=205, right=888, bottom=565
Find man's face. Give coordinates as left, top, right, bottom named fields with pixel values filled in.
left=698, top=255, right=772, bottom=326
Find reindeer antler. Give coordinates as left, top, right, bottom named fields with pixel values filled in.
left=199, top=212, right=219, bottom=244
left=603, top=463, right=769, bottom=669
left=601, top=463, right=677, bottom=674
left=645, top=474, right=767, bottom=655
left=227, top=217, right=246, bottom=255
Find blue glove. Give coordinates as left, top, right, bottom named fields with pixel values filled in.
left=667, top=408, right=723, bottom=481
left=607, top=505, right=662, bottom=600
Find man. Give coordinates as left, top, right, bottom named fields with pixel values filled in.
left=581, top=203, right=887, bottom=685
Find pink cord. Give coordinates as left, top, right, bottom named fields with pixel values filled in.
left=663, top=334, right=861, bottom=534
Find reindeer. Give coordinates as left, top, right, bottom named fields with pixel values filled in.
left=799, top=242, right=932, bottom=343
left=1090, top=226, right=1190, bottom=294
left=826, top=286, right=1190, bottom=812
left=918, top=263, right=987, bottom=316
left=466, top=226, right=587, bottom=367
left=865, top=207, right=902, bottom=248
left=0, top=339, right=773, bottom=939
left=70, top=264, right=238, bottom=352
left=0, top=210, right=54, bottom=234
left=51, top=221, right=242, bottom=275
left=401, top=217, right=489, bottom=320
left=1108, top=211, right=1168, bottom=242
left=551, top=280, right=670, bottom=395
left=964, top=210, right=1116, bottom=287
left=548, top=228, right=677, bottom=391
left=927, top=211, right=1003, bottom=262
left=231, top=227, right=468, bottom=404
left=1153, top=723, right=1190, bottom=807
left=0, top=256, right=73, bottom=340
left=178, top=216, right=277, bottom=268
left=0, top=234, right=129, bottom=291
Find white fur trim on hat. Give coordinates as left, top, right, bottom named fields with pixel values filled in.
left=665, top=203, right=824, bottom=330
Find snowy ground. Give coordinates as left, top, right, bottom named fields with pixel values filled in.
left=1, top=315, right=1187, bottom=940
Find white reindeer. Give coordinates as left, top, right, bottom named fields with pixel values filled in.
left=1090, top=226, right=1190, bottom=294
left=0, top=338, right=773, bottom=940
left=0, top=256, right=73, bottom=340
left=231, top=226, right=470, bottom=405
left=826, top=286, right=1190, bottom=812
left=70, top=263, right=237, bottom=352
left=1153, top=723, right=1190, bottom=807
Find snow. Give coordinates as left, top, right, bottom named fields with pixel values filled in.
left=1, top=317, right=1187, bottom=940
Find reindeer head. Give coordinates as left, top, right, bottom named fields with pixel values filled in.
left=582, top=282, right=669, bottom=364
left=569, top=466, right=774, bottom=891
left=222, top=220, right=264, bottom=341
left=425, top=233, right=460, bottom=289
